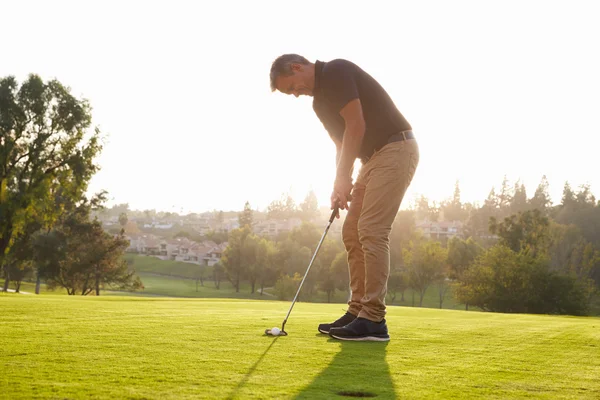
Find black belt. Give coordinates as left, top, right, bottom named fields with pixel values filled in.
left=387, top=130, right=414, bottom=143
left=361, top=130, right=415, bottom=163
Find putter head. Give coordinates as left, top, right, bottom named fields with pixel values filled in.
left=264, top=328, right=288, bottom=336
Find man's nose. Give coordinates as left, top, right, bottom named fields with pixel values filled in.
left=294, top=92, right=299, bottom=98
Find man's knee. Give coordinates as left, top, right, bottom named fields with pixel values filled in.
left=358, top=219, right=392, bottom=244
left=342, top=217, right=359, bottom=249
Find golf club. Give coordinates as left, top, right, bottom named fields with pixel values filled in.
left=265, top=206, right=340, bottom=337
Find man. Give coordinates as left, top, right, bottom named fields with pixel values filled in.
left=270, top=54, right=419, bottom=341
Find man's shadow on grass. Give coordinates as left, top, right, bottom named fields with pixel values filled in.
left=295, top=337, right=395, bottom=399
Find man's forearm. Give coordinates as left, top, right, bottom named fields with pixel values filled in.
left=336, top=123, right=364, bottom=180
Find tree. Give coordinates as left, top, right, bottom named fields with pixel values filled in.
left=331, top=251, right=350, bottom=296
left=510, top=180, right=528, bottom=215
left=119, top=212, right=128, bottom=228
left=256, top=238, right=277, bottom=296
left=489, top=209, right=550, bottom=257
left=389, top=210, right=417, bottom=269
left=1, top=74, right=102, bottom=290
left=441, top=181, right=468, bottom=222
left=299, top=189, right=319, bottom=221
left=415, top=195, right=439, bottom=222
left=447, top=236, right=483, bottom=310
left=315, top=239, right=343, bottom=302
left=454, top=245, right=590, bottom=315
left=529, top=175, right=552, bottom=212
left=387, top=267, right=409, bottom=304
left=212, top=262, right=223, bottom=289
left=33, top=197, right=143, bottom=295
left=498, top=175, right=512, bottom=214
left=221, top=225, right=251, bottom=292
left=238, top=201, right=253, bottom=229
left=404, top=239, right=448, bottom=307
left=267, top=192, right=297, bottom=220
left=241, top=232, right=259, bottom=293
left=289, top=222, right=321, bottom=251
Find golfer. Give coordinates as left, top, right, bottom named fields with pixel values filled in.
left=270, top=54, right=419, bottom=341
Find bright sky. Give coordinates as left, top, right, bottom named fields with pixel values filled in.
left=2, top=0, right=599, bottom=214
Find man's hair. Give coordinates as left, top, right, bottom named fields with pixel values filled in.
left=269, top=54, right=310, bottom=92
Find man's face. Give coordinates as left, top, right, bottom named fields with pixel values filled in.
left=276, top=64, right=312, bottom=97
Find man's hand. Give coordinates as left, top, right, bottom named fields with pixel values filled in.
left=331, top=175, right=353, bottom=216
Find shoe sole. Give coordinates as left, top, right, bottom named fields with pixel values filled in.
left=318, top=328, right=330, bottom=334
left=329, top=334, right=390, bottom=342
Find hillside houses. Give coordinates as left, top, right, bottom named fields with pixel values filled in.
left=415, top=220, right=463, bottom=240
left=126, top=235, right=227, bottom=266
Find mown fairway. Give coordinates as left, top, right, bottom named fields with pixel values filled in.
left=1, top=295, right=599, bottom=399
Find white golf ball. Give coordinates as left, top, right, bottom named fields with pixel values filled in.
left=271, top=327, right=280, bottom=336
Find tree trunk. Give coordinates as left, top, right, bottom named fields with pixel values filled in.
left=401, top=290, right=405, bottom=302
left=251, top=280, right=255, bottom=294
left=82, top=274, right=90, bottom=296
left=235, top=271, right=240, bottom=293
left=35, top=273, right=41, bottom=294
left=411, top=290, right=415, bottom=307
left=15, top=280, right=21, bottom=293
left=327, top=291, right=331, bottom=303
left=95, top=272, right=101, bottom=296
left=465, top=302, right=469, bottom=311
left=419, top=290, right=425, bottom=307
left=260, top=279, right=264, bottom=296
left=391, top=293, right=396, bottom=304
left=2, top=269, right=10, bottom=292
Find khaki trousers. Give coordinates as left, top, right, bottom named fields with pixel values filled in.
left=343, top=137, right=419, bottom=322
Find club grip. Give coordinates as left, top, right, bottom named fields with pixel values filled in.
left=329, top=207, right=339, bottom=223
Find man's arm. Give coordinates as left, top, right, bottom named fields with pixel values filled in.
left=336, top=98, right=365, bottom=181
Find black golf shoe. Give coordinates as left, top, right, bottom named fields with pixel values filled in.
left=328, top=317, right=390, bottom=341
left=317, top=312, right=357, bottom=334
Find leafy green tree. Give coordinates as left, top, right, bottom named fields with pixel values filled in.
left=221, top=225, right=251, bottom=292
left=387, top=267, right=409, bottom=304
left=404, top=239, right=448, bottom=306
left=447, top=236, right=484, bottom=309
left=1, top=74, right=102, bottom=290
left=299, top=189, right=319, bottom=222
left=241, top=233, right=259, bottom=293
left=289, top=222, right=321, bottom=251
left=441, top=181, right=468, bottom=222
left=489, top=209, right=550, bottom=257
left=212, top=262, right=223, bottom=289
left=33, top=197, right=142, bottom=295
left=315, top=239, right=343, bottom=302
left=454, top=245, right=590, bottom=315
left=510, top=180, right=529, bottom=215
left=256, top=238, right=277, bottom=296
left=447, top=236, right=484, bottom=281
left=529, top=175, right=552, bottom=212
left=119, top=212, right=128, bottom=228
left=331, top=251, right=350, bottom=296
left=267, top=192, right=297, bottom=220
left=238, top=201, right=253, bottom=229
left=390, top=210, right=417, bottom=269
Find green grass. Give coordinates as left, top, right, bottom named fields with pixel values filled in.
left=1, top=295, right=599, bottom=399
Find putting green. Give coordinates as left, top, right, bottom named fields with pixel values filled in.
left=1, top=295, right=599, bottom=399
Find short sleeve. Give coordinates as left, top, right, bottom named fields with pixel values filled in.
left=323, top=61, right=359, bottom=114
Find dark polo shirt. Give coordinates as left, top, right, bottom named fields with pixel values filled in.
left=312, top=59, right=412, bottom=163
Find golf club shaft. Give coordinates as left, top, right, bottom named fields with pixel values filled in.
left=281, top=207, right=339, bottom=332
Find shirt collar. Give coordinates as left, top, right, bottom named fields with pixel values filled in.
left=313, top=60, right=324, bottom=97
